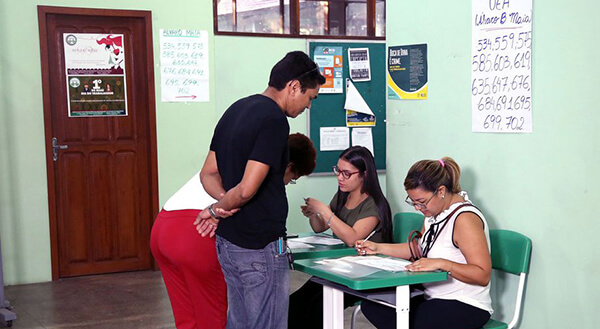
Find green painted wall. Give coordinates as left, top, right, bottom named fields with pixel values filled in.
left=0, top=0, right=219, bottom=285
left=386, top=1, right=599, bottom=328
left=0, top=1, right=384, bottom=285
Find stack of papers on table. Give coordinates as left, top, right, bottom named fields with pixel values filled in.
left=317, top=256, right=410, bottom=272
left=287, top=241, right=315, bottom=249
left=288, top=235, right=344, bottom=246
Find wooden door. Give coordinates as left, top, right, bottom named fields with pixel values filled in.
left=38, top=6, right=159, bottom=279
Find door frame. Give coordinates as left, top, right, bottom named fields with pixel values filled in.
left=37, top=5, right=159, bottom=280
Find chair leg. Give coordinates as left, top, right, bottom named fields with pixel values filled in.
left=351, top=304, right=361, bottom=329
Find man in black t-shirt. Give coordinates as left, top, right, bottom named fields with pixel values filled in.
left=194, top=51, right=325, bottom=329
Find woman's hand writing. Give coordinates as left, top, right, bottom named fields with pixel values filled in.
left=355, top=240, right=379, bottom=256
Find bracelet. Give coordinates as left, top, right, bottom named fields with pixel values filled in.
left=208, top=204, right=222, bottom=220
left=326, top=213, right=334, bottom=227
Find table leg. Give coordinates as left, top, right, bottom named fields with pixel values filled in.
left=395, top=285, right=410, bottom=329
left=322, top=285, right=344, bottom=329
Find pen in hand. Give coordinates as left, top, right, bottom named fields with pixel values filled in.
left=357, top=230, right=376, bottom=255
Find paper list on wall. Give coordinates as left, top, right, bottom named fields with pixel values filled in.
left=351, top=128, right=374, bottom=156
left=320, top=127, right=349, bottom=151
left=160, top=29, right=209, bottom=102
left=471, top=0, right=532, bottom=133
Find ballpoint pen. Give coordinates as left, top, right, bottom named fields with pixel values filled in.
left=357, top=230, right=377, bottom=255
left=362, top=230, right=376, bottom=243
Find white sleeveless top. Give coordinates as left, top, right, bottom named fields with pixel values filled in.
left=420, top=191, right=493, bottom=314
left=163, top=171, right=217, bottom=211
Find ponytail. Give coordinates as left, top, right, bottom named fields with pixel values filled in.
left=404, top=157, right=461, bottom=193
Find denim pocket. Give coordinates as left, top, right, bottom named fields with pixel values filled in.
left=228, top=248, right=268, bottom=287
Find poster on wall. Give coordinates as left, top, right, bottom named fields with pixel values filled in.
left=64, top=33, right=128, bottom=117
left=471, top=0, right=533, bottom=133
left=348, top=48, right=371, bottom=82
left=387, top=44, right=428, bottom=100
left=160, top=29, right=209, bottom=102
left=313, top=46, right=343, bottom=94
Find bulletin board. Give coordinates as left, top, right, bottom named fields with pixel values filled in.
left=307, top=41, right=386, bottom=174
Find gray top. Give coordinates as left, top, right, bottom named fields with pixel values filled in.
left=329, top=192, right=384, bottom=243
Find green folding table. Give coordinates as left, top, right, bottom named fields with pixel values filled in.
left=294, top=255, right=448, bottom=329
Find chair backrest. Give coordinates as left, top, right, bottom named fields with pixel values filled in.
left=392, top=212, right=424, bottom=243
left=489, top=229, right=532, bottom=275
left=488, top=229, right=532, bottom=329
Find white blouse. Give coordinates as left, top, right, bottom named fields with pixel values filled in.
left=163, top=171, right=216, bottom=211
left=420, top=191, right=493, bottom=314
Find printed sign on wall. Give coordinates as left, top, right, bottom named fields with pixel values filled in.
left=472, top=0, right=533, bottom=133
left=387, top=44, right=428, bottom=100
left=160, top=29, right=209, bottom=102
left=313, top=46, right=343, bottom=94
left=64, top=33, right=128, bottom=117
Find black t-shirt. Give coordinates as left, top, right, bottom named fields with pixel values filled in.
left=210, top=94, right=290, bottom=249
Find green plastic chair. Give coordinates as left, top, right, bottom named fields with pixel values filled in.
left=392, top=212, right=424, bottom=243
left=482, top=229, right=532, bottom=329
left=350, top=212, right=424, bottom=329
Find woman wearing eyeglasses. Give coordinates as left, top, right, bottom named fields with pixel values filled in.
left=288, top=146, right=393, bottom=329
left=355, top=157, right=492, bottom=329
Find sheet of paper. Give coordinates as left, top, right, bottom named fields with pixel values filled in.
left=339, top=256, right=410, bottom=272
left=160, top=29, right=209, bottom=102
left=344, top=79, right=374, bottom=115
left=314, top=259, right=382, bottom=278
left=319, top=127, right=349, bottom=151
left=287, top=241, right=315, bottom=250
left=345, top=80, right=375, bottom=127
left=351, top=128, right=374, bottom=156
left=290, top=236, right=345, bottom=246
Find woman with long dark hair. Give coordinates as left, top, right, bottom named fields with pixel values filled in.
left=288, top=146, right=392, bottom=329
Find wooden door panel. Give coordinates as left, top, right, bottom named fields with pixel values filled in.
left=39, top=6, right=158, bottom=278
left=59, top=153, right=87, bottom=265
left=89, top=152, right=113, bottom=262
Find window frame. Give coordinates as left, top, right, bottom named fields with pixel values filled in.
left=212, top=0, right=384, bottom=40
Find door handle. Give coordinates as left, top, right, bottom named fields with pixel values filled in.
left=52, top=137, right=69, bottom=161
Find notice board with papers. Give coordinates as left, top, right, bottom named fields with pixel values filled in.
left=307, top=41, right=386, bottom=174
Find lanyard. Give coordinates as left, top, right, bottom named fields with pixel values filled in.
left=421, top=204, right=469, bottom=257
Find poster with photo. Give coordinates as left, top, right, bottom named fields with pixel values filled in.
left=63, top=33, right=128, bottom=117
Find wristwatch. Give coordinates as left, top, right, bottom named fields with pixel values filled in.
left=208, top=204, right=223, bottom=220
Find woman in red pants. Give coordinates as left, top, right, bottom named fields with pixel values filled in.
left=150, top=133, right=316, bottom=329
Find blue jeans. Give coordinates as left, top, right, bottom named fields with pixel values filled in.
left=216, top=235, right=290, bottom=329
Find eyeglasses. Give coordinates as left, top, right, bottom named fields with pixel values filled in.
left=332, top=165, right=360, bottom=179
left=405, top=190, right=438, bottom=209
left=293, top=66, right=320, bottom=81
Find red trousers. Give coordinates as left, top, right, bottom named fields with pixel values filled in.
left=150, top=209, right=227, bottom=329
